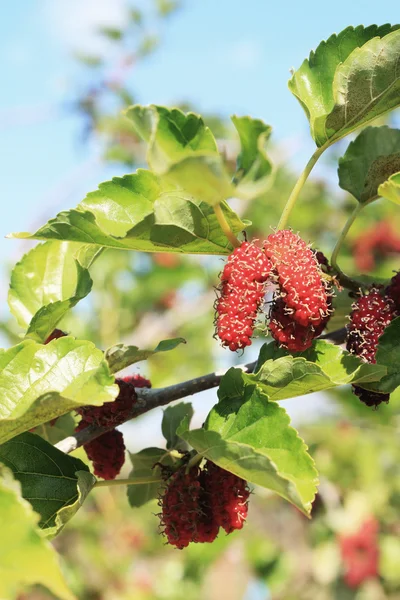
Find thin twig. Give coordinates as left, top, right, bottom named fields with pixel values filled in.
left=55, top=327, right=348, bottom=455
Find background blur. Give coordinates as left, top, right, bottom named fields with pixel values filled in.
left=2, top=1, right=400, bottom=599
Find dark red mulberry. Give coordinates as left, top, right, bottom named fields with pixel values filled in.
left=44, top=329, right=67, bottom=344
left=215, top=241, right=271, bottom=352
left=268, top=296, right=317, bottom=351
left=264, top=230, right=330, bottom=327
left=82, top=428, right=126, bottom=480
left=204, top=461, right=250, bottom=534
left=352, top=385, right=390, bottom=408
left=123, top=374, right=152, bottom=389
left=159, top=467, right=218, bottom=549
left=339, top=518, right=379, bottom=588
left=386, top=271, right=400, bottom=311
left=77, top=378, right=137, bottom=428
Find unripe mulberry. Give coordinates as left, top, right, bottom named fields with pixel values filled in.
left=159, top=467, right=218, bottom=549
left=82, top=428, right=126, bottom=480
left=347, top=288, right=396, bottom=408
left=77, top=378, right=137, bottom=428
left=204, top=461, right=250, bottom=534
left=264, top=230, right=330, bottom=327
left=215, top=241, right=271, bottom=351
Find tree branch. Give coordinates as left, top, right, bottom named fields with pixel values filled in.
left=55, top=327, right=347, bottom=455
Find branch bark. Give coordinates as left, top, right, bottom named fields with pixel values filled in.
left=55, top=327, right=347, bottom=455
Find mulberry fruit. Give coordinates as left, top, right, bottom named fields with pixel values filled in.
left=386, top=271, right=400, bottom=310
left=204, top=461, right=250, bottom=534
left=159, top=467, right=218, bottom=549
left=353, top=220, right=400, bottom=272
left=123, top=374, right=152, bottom=389
left=77, top=378, right=137, bottom=428
left=44, top=329, right=67, bottom=344
left=82, top=428, right=126, bottom=480
left=268, top=296, right=317, bottom=351
left=215, top=241, right=271, bottom=351
left=339, top=518, right=379, bottom=588
left=264, top=230, right=330, bottom=327
left=347, top=288, right=396, bottom=408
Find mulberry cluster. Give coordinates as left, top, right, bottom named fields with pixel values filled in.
left=353, top=220, right=400, bottom=272
left=215, top=241, right=271, bottom=351
left=339, top=518, right=379, bottom=588
left=77, top=374, right=151, bottom=479
left=347, top=287, right=396, bottom=407
left=215, top=233, right=333, bottom=353
left=159, top=460, right=250, bottom=549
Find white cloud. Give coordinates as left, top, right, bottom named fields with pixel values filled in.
left=42, top=0, right=128, bottom=56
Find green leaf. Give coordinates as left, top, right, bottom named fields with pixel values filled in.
left=127, top=447, right=169, bottom=508
left=8, top=241, right=94, bottom=340
left=125, top=105, right=233, bottom=205
left=105, top=337, right=186, bottom=374
left=10, top=170, right=246, bottom=255
left=360, top=317, right=400, bottom=393
left=178, top=386, right=318, bottom=515
left=162, top=402, right=194, bottom=449
left=0, top=336, right=118, bottom=444
left=378, top=171, right=400, bottom=205
left=0, top=432, right=95, bottom=537
left=338, top=127, right=400, bottom=204
left=231, top=115, right=274, bottom=199
left=289, top=25, right=400, bottom=147
left=249, top=340, right=386, bottom=401
left=0, top=465, right=75, bottom=600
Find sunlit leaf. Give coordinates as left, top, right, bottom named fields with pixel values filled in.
left=0, top=465, right=75, bottom=600
left=289, top=25, right=400, bottom=146
left=338, top=127, right=400, bottom=204
left=178, top=385, right=318, bottom=515
left=10, top=170, right=246, bottom=255
left=378, top=171, right=400, bottom=205
left=0, top=337, right=118, bottom=444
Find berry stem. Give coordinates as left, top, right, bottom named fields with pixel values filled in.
left=93, top=476, right=163, bottom=488
left=213, top=203, right=241, bottom=248
left=331, top=203, right=365, bottom=292
left=277, top=144, right=328, bottom=230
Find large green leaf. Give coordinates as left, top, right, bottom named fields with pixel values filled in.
left=10, top=170, right=246, bottom=255
left=125, top=105, right=234, bottom=205
left=0, top=337, right=118, bottom=444
left=8, top=241, right=94, bottom=341
left=338, top=127, right=400, bottom=204
left=231, top=115, right=274, bottom=199
left=178, top=385, right=318, bottom=515
left=127, top=447, right=173, bottom=508
left=289, top=25, right=400, bottom=147
left=0, top=432, right=95, bottom=537
left=245, top=340, right=386, bottom=401
left=378, top=171, right=400, bottom=205
left=0, top=465, right=75, bottom=600
left=105, top=337, right=186, bottom=374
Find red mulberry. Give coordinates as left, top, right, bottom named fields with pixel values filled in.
left=269, top=296, right=317, bottom=351
left=264, top=230, right=330, bottom=327
left=347, top=288, right=396, bottom=407
left=123, top=374, right=152, bottom=389
left=77, top=378, right=137, bottom=428
left=82, top=428, right=126, bottom=480
left=204, top=461, right=250, bottom=534
left=159, top=467, right=218, bottom=549
left=339, top=518, right=379, bottom=588
left=215, top=241, right=271, bottom=351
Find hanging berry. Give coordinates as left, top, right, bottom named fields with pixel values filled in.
left=215, top=241, right=271, bottom=351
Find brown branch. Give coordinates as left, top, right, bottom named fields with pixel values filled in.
left=55, top=327, right=348, bottom=455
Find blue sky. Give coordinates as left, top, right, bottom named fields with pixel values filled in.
left=0, top=0, right=399, bottom=301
